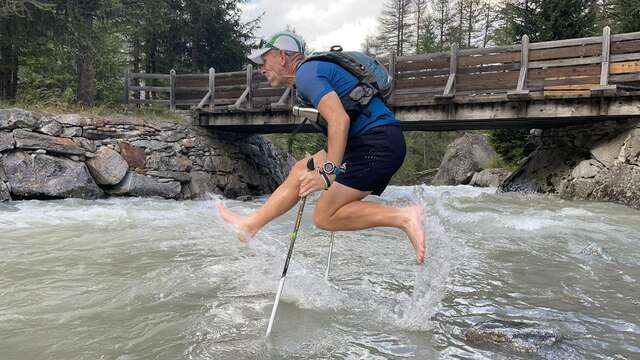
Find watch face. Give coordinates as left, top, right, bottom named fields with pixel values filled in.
left=322, top=162, right=335, bottom=174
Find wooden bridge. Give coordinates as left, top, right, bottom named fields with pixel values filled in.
left=141, top=27, right=640, bottom=132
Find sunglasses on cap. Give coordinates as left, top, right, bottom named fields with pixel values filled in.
left=259, top=38, right=279, bottom=50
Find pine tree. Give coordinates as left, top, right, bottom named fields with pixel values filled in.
left=377, top=0, right=415, bottom=56
left=611, top=0, right=640, bottom=32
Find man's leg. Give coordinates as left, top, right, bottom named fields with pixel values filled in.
left=313, top=182, right=426, bottom=263
left=217, top=150, right=327, bottom=240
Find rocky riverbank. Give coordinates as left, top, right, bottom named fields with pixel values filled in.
left=501, top=119, right=640, bottom=210
left=0, top=108, right=294, bottom=201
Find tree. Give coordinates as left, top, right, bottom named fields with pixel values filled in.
left=611, top=0, right=640, bottom=32
left=376, top=0, right=415, bottom=56
left=431, top=0, right=453, bottom=51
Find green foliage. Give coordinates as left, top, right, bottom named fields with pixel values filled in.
left=488, top=129, right=528, bottom=167
left=611, top=0, right=640, bottom=32
left=391, top=131, right=462, bottom=184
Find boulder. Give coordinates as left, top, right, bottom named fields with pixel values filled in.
left=14, top=129, right=86, bottom=155
left=118, top=142, right=146, bottom=169
left=433, top=133, right=497, bottom=185
left=0, top=131, right=15, bottom=152
left=0, top=180, right=10, bottom=202
left=53, top=114, right=99, bottom=127
left=37, top=119, right=63, bottom=136
left=62, top=126, right=83, bottom=138
left=0, top=108, right=38, bottom=130
left=146, top=154, right=192, bottom=172
left=107, top=172, right=181, bottom=199
left=185, top=171, right=222, bottom=199
left=1, top=151, right=103, bottom=199
left=469, top=168, right=512, bottom=187
left=619, top=128, right=640, bottom=166
left=590, top=131, right=627, bottom=167
left=86, top=147, right=128, bottom=185
left=465, top=319, right=561, bottom=353
left=571, top=159, right=602, bottom=179
left=145, top=170, right=191, bottom=183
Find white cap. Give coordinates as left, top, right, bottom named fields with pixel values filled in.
left=248, top=30, right=306, bottom=64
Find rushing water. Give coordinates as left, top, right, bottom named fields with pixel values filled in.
left=1, top=185, right=639, bottom=360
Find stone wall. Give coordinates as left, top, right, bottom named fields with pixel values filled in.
left=0, top=108, right=294, bottom=202
left=501, top=119, right=640, bottom=210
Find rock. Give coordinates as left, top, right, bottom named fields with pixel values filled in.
left=53, top=114, right=99, bottom=127
left=187, top=171, right=221, bottom=198
left=590, top=163, right=640, bottom=209
left=465, top=319, right=561, bottom=353
left=433, top=133, right=498, bottom=185
left=0, top=180, right=10, bottom=201
left=86, top=147, right=128, bottom=185
left=144, top=119, right=178, bottom=131
left=107, top=172, right=180, bottom=199
left=147, top=154, right=192, bottom=172
left=590, top=131, right=627, bottom=167
left=14, top=129, right=86, bottom=155
left=0, top=131, right=15, bottom=152
left=145, top=170, right=191, bottom=183
left=620, top=129, right=640, bottom=165
left=34, top=149, right=47, bottom=154
left=0, top=108, right=38, bottom=130
left=202, top=155, right=234, bottom=173
left=158, top=130, right=186, bottom=142
left=130, top=139, right=174, bottom=152
left=571, top=159, right=602, bottom=179
left=469, top=168, right=512, bottom=187
left=560, top=177, right=598, bottom=199
left=1, top=151, right=103, bottom=200
left=75, top=137, right=97, bottom=153
left=37, top=119, right=63, bottom=136
left=83, top=128, right=122, bottom=140
left=119, top=142, right=146, bottom=169
left=62, top=126, right=83, bottom=138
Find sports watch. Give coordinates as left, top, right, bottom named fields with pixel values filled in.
left=320, top=161, right=346, bottom=176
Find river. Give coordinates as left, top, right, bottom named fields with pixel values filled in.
left=1, top=185, right=639, bottom=359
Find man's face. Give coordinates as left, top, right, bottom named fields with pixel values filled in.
left=260, top=50, right=287, bottom=87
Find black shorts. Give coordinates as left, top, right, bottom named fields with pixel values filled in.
left=335, top=124, right=406, bottom=196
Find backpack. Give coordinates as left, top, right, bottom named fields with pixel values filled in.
left=296, top=45, right=393, bottom=122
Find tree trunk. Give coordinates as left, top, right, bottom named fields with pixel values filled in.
left=74, top=0, right=97, bottom=107
left=0, top=18, right=18, bottom=100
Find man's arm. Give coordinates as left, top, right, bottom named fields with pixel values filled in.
left=317, top=91, right=350, bottom=181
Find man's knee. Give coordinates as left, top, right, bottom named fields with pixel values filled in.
left=313, top=208, right=333, bottom=231
left=288, top=158, right=309, bottom=183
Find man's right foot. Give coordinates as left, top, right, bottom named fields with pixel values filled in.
left=216, top=202, right=257, bottom=242
left=404, top=206, right=426, bottom=264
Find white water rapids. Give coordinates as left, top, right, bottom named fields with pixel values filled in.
left=1, top=185, right=639, bottom=359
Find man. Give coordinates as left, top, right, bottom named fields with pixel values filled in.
left=217, top=30, right=426, bottom=264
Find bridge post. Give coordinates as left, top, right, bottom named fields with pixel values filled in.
left=123, top=69, right=129, bottom=107
left=437, top=44, right=457, bottom=100
left=209, top=67, right=215, bottom=110
left=246, top=64, right=253, bottom=109
left=169, top=69, right=176, bottom=111
left=388, top=52, right=396, bottom=94
left=508, top=35, right=530, bottom=99
left=593, top=26, right=617, bottom=96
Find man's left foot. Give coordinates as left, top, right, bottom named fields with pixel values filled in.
left=404, top=206, right=426, bottom=264
left=216, top=202, right=257, bottom=242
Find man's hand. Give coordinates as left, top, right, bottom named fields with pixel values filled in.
left=298, top=169, right=331, bottom=197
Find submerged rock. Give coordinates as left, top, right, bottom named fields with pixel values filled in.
left=107, top=171, right=181, bottom=199
left=465, top=319, right=561, bottom=353
left=469, top=168, right=512, bottom=187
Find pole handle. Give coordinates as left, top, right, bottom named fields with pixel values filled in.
left=306, top=157, right=315, bottom=171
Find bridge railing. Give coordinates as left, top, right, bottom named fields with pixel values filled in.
left=125, top=27, right=640, bottom=113
left=123, top=69, right=215, bottom=110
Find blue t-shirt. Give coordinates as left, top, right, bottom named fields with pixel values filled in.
left=295, top=60, right=399, bottom=138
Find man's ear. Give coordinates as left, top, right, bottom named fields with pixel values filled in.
left=279, top=50, right=287, bottom=66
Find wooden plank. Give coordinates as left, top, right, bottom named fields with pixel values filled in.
left=457, top=45, right=520, bottom=56
left=457, top=71, right=519, bottom=91
left=209, top=68, right=215, bottom=110
left=528, top=36, right=602, bottom=50
left=396, top=67, right=451, bottom=79
left=528, top=64, right=600, bottom=80
left=169, top=69, right=176, bottom=111
left=610, top=39, right=640, bottom=54
left=600, top=26, right=611, bottom=86
left=457, top=63, right=521, bottom=75
left=516, top=35, right=529, bottom=91
left=174, top=86, right=209, bottom=92
left=611, top=53, right=640, bottom=62
left=395, top=76, right=448, bottom=89
left=543, top=90, right=592, bottom=97
left=129, top=99, right=170, bottom=105
left=529, top=43, right=601, bottom=61
left=545, top=84, right=598, bottom=91
left=530, top=76, right=600, bottom=87
left=175, top=73, right=209, bottom=79
left=129, top=73, right=171, bottom=80
left=397, top=51, right=450, bottom=62
left=441, top=44, right=458, bottom=97
left=395, top=58, right=450, bottom=72
left=610, top=73, right=640, bottom=83
left=528, top=56, right=601, bottom=69
left=393, top=86, right=445, bottom=96
left=609, top=60, right=640, bottom=74
left=611, top=32, right=640, bottom=42
left=129, top=86, right=171, bottom=93
left=458, top=50, right=520, bottom=67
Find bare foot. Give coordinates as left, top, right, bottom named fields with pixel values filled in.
left=404, top=206, right=426, bottom=264
left=216, top=202, right=257, bottom=242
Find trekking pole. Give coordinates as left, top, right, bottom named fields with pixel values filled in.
left=265, top=157, right=315, bottom=337
left=324, top=232, right=335, bottom=281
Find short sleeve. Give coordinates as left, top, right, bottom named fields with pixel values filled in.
left=295, top=62, right=334, bottom=107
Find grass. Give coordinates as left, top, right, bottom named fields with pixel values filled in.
left=0, top=100, right=189, bottom=124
